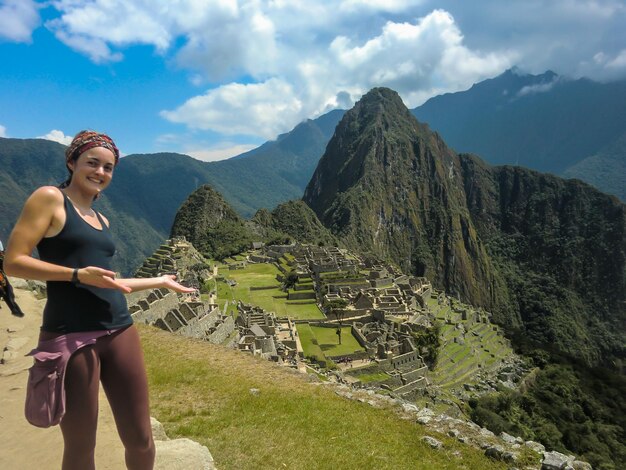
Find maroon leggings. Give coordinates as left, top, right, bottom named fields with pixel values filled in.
left=39, top=325, right=155, bottom=470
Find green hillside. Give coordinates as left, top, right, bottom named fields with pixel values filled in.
left=140, top=324, right=512, bottom=470
left=412, top=69, right=626, bottom=200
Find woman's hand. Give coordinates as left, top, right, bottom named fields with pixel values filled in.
left=159, top=274, right=197, bottom=293
left=78, top=266, right=132, bottom=293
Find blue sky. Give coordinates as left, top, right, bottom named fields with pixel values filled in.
left=1, top=0, right=625, bottom=161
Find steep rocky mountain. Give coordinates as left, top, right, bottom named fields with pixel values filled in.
left=250, top=200, right=337, bottom=246
left=412, top=68, right=626, bottom=200
left=170, top=185, right=337, bottom=257
left=304, top=87, right=506, bottom=312
left=303, top=87, right=625, bottom=367
left=169, top=185, right=253, bottom=260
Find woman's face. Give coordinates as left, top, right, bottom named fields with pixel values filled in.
left=68, top=146, right=116, bottom=194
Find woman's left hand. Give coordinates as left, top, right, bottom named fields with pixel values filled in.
left=160, top=274, right=197, bottom=293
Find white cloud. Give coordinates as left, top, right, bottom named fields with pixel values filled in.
left=37, top=130, right=73, bottom=145
left=44, top=1, right=626, bottom=141
left=161, top=79, right=303, bottom=138
left=606, top=49, right=626, bottom=69
left=0, top=0, right=40, bottom=42
left=0, top=124, right=7, bottom=137
left=329, top=10, right=513, bottom=106
left=161, top=9, right=513, bottom=137
left=517, top=78, right=560, bottom=97
left=340, top=0, right=425, bottom=13
left=186, top=143, right=259, bottom=162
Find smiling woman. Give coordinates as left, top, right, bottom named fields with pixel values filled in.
left=3, top=130, right=196, bottom=470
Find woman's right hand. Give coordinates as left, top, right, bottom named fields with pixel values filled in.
left=77, top=266, right=132, bottom=293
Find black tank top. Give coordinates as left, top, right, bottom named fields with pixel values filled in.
left=37, top=191, right=132, bottom=333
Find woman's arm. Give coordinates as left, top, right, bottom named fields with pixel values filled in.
left=4, top=187, right=131, bottom=293
left=117, top=274, right=196, bottom=294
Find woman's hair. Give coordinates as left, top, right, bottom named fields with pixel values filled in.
left=59, top=130, right=120, bottom=193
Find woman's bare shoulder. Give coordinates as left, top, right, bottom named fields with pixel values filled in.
left=28, top=186, right=63, bottom=205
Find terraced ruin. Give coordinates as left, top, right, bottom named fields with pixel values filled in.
left=129, top=238, right=521, bottom=412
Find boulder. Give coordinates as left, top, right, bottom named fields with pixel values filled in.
left=155, top=438, right=215, bottom=470
left=421, top=436, right=443, bottom=449
left=151, top=417, right=169, bottom=441
left=485, top=445, right=504, bottom=460
left=499, top=431, right=517, bottom=444
left=525, top=440, right=546, bottom=454
left=401, top=403, right=418, bottom=413
left=542, top=450, right=575, bottom=470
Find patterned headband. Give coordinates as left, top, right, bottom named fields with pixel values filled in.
left=65, top=131, right=120, bottom=169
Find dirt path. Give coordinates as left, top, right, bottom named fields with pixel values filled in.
left=0, top=284, right=126, bottom=469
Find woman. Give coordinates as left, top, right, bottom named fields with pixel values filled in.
left=3, top=130, right=195, bottom=470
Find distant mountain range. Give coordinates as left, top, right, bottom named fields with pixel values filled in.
left=0, top=111, right=342, bottom=273
left=412, top=68, right=626, bottom=200
left=1, top=69, right=624, bottom=275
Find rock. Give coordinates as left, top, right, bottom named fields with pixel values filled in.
left=416, top=416, right=432, bottom=425
left=485, top=445, right=504, bottom=460
left=421, top=436, right=443, bottom=449
left=500, top=432, right=517, bottom=444
left=542, top=450, right=575, bottom=470
left=1, top=349, right=18, bottom=363
left=402, top=403, right=418, bottom=413
left=416, top=407, right=434, bottom=418
left=572, top=461, right=592, bottom=470
left=151, top=417, right=169, bottom=441
left=336, top=390, right=353, bottom=400
left=27, top=280, right=47, bottom=298
left=9, top=278, right=29, bottom=290
left=155, top=438, right=215, bottom=470
left=249, top=388, right=260, bottom=396
left=479, top=427, right=495, bottom=438
left=502, top=451, right=519, bottom=463
left=448, top=429, right=461, bottom=438
left=525, top=440, right=545, bottom=453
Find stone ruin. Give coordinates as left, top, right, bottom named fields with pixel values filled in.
left=127, top=239, right=235, bottom=345
left=348, top=318, right=430, bottom=397
left=235, top=302, right=301, bottom=364
left=134, top=237, right=211, bottom=289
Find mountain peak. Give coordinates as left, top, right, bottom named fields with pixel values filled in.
left=352, top=87, right=413, bottom=123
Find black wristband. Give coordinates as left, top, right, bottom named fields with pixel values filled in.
left=71, top=268, right=80, bottom=285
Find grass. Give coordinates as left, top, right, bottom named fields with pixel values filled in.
left=296, top=323, right=326, bottom=363
left=221, top=263, right=325, bottom=320
left=140, top=324, right=509, bottom=470
left=354, top=371, right=391, bottom=384
left=309, top=325, right=365, bottom=357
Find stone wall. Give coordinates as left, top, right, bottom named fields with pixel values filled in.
left=131, top=290, right=181, bottom=324
left=393, top=376, right=427, bottom=394
left=287, top=291, right=316, bottom=300
left=208, top=315, right=235, bottom=344
left=378, top=350, right=423, bottom=372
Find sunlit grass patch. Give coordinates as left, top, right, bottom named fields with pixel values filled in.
left=140, top=324, right=509, bottom=470
left=309, top=325, right=364, bottom=357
